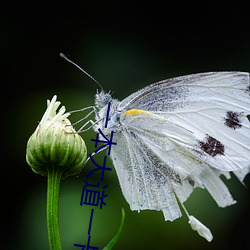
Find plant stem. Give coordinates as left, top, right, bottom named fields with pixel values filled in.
left=47, top=165, right=63, bottom=250
left=103, top=208, right=125, bottom=250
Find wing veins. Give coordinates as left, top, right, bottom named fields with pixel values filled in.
left=125, top=130, right=152, bottom=208
left=123, top=131, right=142, bottom=207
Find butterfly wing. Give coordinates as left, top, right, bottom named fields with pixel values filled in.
left=118, top=72, right=250, bottom=173
left=111, top=111, right=237, bottom=221
left=110, top=129, right=182, bottom=221
left=109, top=72, right=250, bottom=221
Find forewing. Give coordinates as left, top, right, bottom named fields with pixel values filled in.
left=119, top=72, right=250, bottom=175
left=119, top=72, right=249, bottom=112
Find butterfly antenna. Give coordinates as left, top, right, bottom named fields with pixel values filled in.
left=60, top=53, right=104, bottom=91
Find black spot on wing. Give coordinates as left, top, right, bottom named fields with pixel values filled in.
left=186, top=177, right=195, bottom=186
left=199, top=135, right=225, bottom=157
left=224, top=111, right=243, bottom=130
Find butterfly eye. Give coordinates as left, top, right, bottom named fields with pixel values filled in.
left=102, top=93, right=111, bottom=105
left=95, top=91, right=112, bottom=109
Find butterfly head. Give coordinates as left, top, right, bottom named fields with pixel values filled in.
left=94, top=90, right=122, bottom=135
left=95, top=90, right=113, bottom=110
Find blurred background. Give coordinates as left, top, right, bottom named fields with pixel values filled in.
left=2, top=1, right=250, bottom=249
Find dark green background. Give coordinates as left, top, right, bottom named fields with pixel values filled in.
left=2, top=2, right=250, bottom=249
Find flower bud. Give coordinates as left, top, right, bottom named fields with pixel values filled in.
left=26, top=95, right=87, bottom=178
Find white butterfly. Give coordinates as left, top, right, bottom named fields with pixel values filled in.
left=84, top=71, right=250, bottom=241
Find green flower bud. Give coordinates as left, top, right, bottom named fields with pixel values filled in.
left=26, top=95, right=87, bottom=178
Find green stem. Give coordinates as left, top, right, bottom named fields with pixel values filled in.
left=103, top=208, right=125, bottom=250
left=47, top=165, right=63, bottom=250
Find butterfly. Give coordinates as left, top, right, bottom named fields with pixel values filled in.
left=89, top=71, right=250, bottom=241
